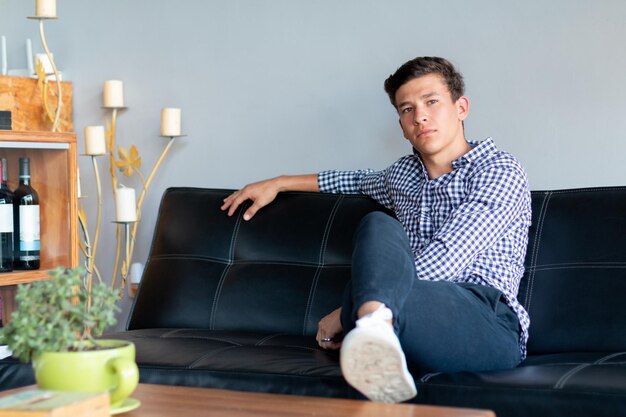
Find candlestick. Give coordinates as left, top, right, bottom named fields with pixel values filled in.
left=161, top=108, right=181, bottom=136
left=35, top=0, right=56, bottom=18
left=115, top=186, right=137, bottom=222
left=84, top=126, right=106, bottom=156
left=104, top=80, right=125, bottom=108
left=28, top=17, right=62, bottom=132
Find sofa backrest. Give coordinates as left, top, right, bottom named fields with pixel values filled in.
left=127, top=187, right=388, bottom=335
left=129, top=186, right=626, bottom=355
left=519, top=187, right=626, bottom=355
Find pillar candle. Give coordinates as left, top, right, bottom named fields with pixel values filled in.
left=161, top=108, right=181, bottom=136
left=36, top=0, right=57, bottom=18
left=77, top=167, right=82, bottom=198
left=104, top=80, right=124, bottom=107
left=115, top=186, right=137, bottom=222
left=1, top=36, right=7, bottom=76
left=26, top=39, right=34, bottom=74
left=84, top=126, right=106, bottom=156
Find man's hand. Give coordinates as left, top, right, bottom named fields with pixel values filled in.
left=221, top=174, right=320, bottom=221
left=317, top=307, right=343, bottom=350
left=221, top=177, right=282, bottom=221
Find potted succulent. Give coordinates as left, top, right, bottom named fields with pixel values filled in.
left=0, top=266, right=139, bottom=408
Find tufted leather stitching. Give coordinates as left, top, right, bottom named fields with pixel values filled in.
left=187, top=346, right=241, bottom=368
left=255, top=334, right=289, bottom=346
left=527, top=262, right=626, bottom=271
left=596, top=352, right=626, bottom=364
left=419, top=372, right=442, bottom=382
left=524, top=191, right=551, bottom=312
left=554, top=352, right=626, bottom=389
left=210, top=208, right=245, bottom=330
left=302, top=196, right=343, bottom=335
left=149, top=254, right=351, bottom=268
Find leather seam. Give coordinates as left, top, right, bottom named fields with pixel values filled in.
left=302, top=195, right=343, bottom=336
left=255, top=334, right=289, bottom=346
left=149, top=255, right=352, bottom=268
left=524, top=192, right=551, bottom=311
left=210, top=209, right=244, bottom=330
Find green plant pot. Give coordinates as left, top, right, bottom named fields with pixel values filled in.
left=33, top=339, right=139, bottom=406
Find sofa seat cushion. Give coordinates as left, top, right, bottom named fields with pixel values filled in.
left=415, top=351, right=626, bottom=417
left=106, top=329, right=352, bottom=398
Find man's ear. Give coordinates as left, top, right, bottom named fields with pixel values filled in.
left=456, top=96, right=469, bottom=121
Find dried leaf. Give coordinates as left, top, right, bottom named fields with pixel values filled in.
left=116, top=145, right=141, bottom=177
left=78, top=207, right=87, bottom=226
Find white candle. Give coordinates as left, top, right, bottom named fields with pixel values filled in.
left=103, top=80, right=124, bottom=108
left=1, top=36, right=7, bottom=76
left=115, top=186, right=137, bottom=222
left=77, top=167, right=82, bottom=198
left=35, top=53, right=53, bottom=74
left=161, top=108, right=181, bottom=136
left=26, top=39, right=34, bottom=74
left=84, top=126, right=106, bottom=156
left=35, top=0, right=57, bottom=17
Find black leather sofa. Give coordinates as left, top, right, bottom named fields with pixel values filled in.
left=1, top=186, right=626, bottom=416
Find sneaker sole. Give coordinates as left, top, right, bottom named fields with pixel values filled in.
left=340, top=328, right=417, bottom=403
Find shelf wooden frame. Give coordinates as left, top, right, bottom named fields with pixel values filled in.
left=0, top=130, right=78, bottom=322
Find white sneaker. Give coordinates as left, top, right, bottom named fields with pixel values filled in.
left=340, top=304, right=417, bottom=403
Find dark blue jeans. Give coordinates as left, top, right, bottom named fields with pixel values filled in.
left=340, top=212, right=521, bottom=374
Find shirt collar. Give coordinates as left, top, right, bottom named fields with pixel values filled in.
left=451, top=137, right=497, bottom=169
left=411, top=137, right=498, bottom=179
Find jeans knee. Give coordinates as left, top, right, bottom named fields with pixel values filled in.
left=356, top=211, right=402, bottom=239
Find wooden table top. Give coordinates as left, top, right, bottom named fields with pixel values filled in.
left=123, top=384, right=495, bottom=417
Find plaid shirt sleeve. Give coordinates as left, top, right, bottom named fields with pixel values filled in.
left=318, top=169, right=394, bottom=209
left=414, top=159, right=530, bottom=280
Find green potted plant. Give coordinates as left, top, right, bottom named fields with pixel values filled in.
left=0, top=266, right=139, bottom=409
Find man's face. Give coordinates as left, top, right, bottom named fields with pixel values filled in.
left=395, top=74, right=469, bottom=161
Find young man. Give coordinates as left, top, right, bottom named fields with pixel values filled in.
left=221, top=57, right=531, bottom=403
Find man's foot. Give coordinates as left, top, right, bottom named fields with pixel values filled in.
left=340, top=304, right=417, bottom=403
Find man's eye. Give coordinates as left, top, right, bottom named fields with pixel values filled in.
left=427, top=99, right=438, bottom=105
left=401, top=107, right=413, bottom=114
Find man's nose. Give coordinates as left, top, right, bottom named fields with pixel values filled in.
left=413, top=110, right=427, bottom=124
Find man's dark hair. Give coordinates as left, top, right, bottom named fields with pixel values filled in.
left=384, top=56, right=465, bottom=108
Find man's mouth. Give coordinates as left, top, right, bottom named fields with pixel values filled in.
left=417, top=129, right=435, bottom=138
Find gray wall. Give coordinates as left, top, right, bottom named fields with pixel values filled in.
left=2, top=0, right=625, bottom=326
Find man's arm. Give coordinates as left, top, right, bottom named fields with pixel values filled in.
left=221, top=174, right=319, bottom=221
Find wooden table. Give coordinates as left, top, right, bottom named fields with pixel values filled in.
left=124, top=384, right=495, bottom=417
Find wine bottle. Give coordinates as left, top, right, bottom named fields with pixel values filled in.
left=0, top=158, right=13, bottom=272
left=13, top=157, right=40, bottom=270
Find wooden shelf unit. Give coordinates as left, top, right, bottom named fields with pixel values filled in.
left=0, top=130, right=78, bottom=322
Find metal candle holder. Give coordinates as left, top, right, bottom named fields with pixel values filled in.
left=28, top=16, right=62, bottom=132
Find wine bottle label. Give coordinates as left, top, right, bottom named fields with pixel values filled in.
left=19, top=205, right=40, bottom=251
left=0, top=205, right=12, bottom=233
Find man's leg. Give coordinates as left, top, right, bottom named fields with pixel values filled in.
left=339, top=212, right=418, bottom=403
left=340, top=211, right=416, bottom=332
left=397, top=280, right=521, bottom=373
left=338, top=212, right=521, bottom=402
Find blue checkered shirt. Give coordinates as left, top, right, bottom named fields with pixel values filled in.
left=318, top=138, right=531, bottom=358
